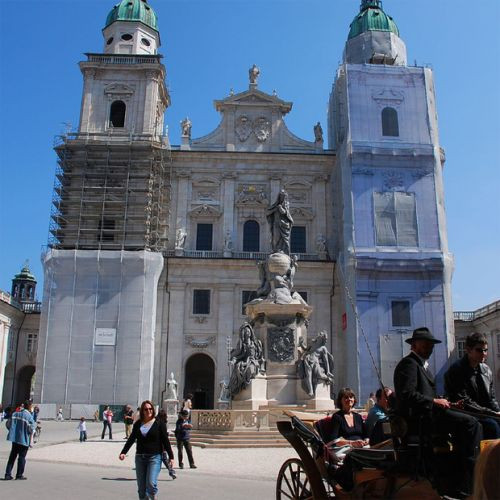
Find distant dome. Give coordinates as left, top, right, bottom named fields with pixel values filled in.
left=105, top=0, right=158, bottom=32
left=348, top=0, right=399, bottom=40
left=14, top=264, right=36, bottom=282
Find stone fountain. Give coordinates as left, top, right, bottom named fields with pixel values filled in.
left=228, top=190, right=335, bottom=411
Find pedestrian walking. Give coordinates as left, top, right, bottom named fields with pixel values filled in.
left=56, top=407, right=64, bottom=421
left=101, top=405, right=113, bottom=439
left=175, top=410, right=196, bottom=469
left=78, top=417, right=87, bottom=442
left=119, top=400, right=174, bottom=499
left=157, top=408, right=176, bottom=479
left=4, top=400, right=36, bottom=480
left=124, top=404, right=134, bottom=439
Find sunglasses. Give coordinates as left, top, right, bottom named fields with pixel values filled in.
left=474, top=347, right=488, bottom=353
left=144, top=407, right=154, bottom=411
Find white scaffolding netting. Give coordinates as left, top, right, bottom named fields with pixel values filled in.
left=35, top=249, right=163, bottom=406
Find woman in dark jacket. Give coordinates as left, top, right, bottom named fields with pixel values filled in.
left=317, top=387, right=368, bottom=447
left=119, top=400, right=174, bottom=499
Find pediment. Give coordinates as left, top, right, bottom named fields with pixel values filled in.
left=188, top=204, right=222, bottom=218
left=371, top=89, right=404, bottom=105
left=104, top=83, right=135, bottom=96
left=290, top=207, right=314, bottom=220
left=215, top=88, right=292, bottom=115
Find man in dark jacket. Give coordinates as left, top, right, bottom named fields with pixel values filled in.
left=445, top=332, right=500, bottom=439
left=175, top=410, right=196, bottom=469
left=394, top=327, right=481, bottom=497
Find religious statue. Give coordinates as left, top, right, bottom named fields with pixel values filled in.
left=314, top=121, right=323, bottom=142
left=297, top=331, right=334, bottom=397
left=228, top=322, right=265, bottom=397
left=316, top=234, right=327, bottom=254
left=224, top=229, right=233, bottom=251
left=175, top=227, right=187, bottom=249
left=266, top=190, right=293, bottom=255
left=165, top=372, right=178, bottom=400
left=249, top=64, right=260, bottom=85
left=180, top=117, right=192, bottom=138
left=218, top=377, right=230, bottom=402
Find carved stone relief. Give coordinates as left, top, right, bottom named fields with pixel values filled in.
left=382, top=171, right=405, bottom=190
left=185, top=335, right=216, bottom=348
left=268, top=327, right=295, bottom=362
left=290, top=207, right=314, bottom=220
left=372, top=89, right=405, bottom=107
left=236, top=184, right=269, bottom=206
left=235, top=115, right=272, bottom=143
left=188, top=204, right=222, bottom=218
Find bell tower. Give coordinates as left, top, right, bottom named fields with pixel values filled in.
left=78, top=0, right=169, bottom=137
left=329, top=0, right=454, bottom=399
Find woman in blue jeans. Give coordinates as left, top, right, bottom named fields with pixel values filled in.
left=119, top=400, right=174, bottom=499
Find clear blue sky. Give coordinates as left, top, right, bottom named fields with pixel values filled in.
left=0, top=0, right=499, bottom=311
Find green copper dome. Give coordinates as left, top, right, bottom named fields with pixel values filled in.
left=348, top=1, right=399, bottom=40
left=14, top=263, right=36, bottom=282
left=105, top=0, right=158, bottom=32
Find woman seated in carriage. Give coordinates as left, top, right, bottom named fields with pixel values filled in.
left=316, top=387, right=368, bottom=450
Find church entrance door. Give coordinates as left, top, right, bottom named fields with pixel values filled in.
left=184, top=353, right=215, bottom=409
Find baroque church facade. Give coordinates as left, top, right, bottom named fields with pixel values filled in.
left=34, top=0, right=454, bottom=409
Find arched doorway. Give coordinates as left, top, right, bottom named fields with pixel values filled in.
left=184, top=353, right=215, bottom=409
left=15, top=365, right=35, bottom=403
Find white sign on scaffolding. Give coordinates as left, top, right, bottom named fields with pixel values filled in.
left=95, top=328, right=116, bottom=346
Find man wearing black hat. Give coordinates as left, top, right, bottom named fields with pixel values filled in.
left=394, top=327, right=481, bottom=497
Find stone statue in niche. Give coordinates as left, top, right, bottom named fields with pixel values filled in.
left=165, top=372, right=178, bottom=400
left=266, top=190, right=293, bottom=255
left=228, top=322, right=265, bottom=397
left=180, top=117, right=192, bottom=138
left=316, top=234, right=328, bottom=255
left=297, top=331, right=334, bottom=397
left=314, top=121, right=323, bottom=142
left=175, top=227, right=187, bottom=249
left=249, top=64, right=260, bottom=85
left=224, top=230, right=233, bottom=252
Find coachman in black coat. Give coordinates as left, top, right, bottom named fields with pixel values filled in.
left=393, top=327, right=482, bottom=496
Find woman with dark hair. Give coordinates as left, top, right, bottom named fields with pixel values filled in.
left=119, top=401, right=174, bottom=499
left=157, top=408, right=176, bottom=479
left=317, top=388, right=368, bottom=448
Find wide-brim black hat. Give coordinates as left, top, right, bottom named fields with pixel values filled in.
left=405, top=327, right=442, bottom=344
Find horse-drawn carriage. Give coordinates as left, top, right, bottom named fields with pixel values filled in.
left=275, top=410, right=466, bottom=499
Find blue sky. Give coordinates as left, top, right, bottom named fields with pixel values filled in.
left=0, top=0, right=499, bottom=311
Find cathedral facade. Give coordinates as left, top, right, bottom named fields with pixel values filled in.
left=34, top=0, right=454, bottom=409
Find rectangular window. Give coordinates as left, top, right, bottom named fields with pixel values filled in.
left=196, top=223, right=213, bottom=251
left=291, top=226, right=307, bottom=253
left=374, top=192, right=418, bottom=247
left=456, top=339, right=466, bottom=359
left=98, top=218, right=115, bottom=242
left=297, top=291, right=308, bottom=303
left=497, top=333, right=500, bottom=357
left=391, top=300, right=411, bottom=327
left=8, top=331, right=15, bottom=352
left=241, top=290, right=257, bottom=315
left=26, top=333, right=38, bottom=353
left=193, top=289, right=210, bottom=315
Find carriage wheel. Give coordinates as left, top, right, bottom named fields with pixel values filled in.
left=276, top=458, right=313, bottom=500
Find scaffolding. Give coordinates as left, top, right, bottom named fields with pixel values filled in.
left=48, top=132, right=172, bottom=253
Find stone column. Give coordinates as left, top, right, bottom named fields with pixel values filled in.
left=222, top=173, right=236, bottom=255
left=175, top=171, right=191, bottom=254
left=216, top=285, right=235, bottom=406
left=166, top=283, right=187, bottom=394
left=313, top=175, right=328, bottom=253
left=0, top=319, right=10, bottom=401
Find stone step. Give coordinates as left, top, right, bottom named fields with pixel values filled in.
left=192, top=441, right=291, bottom=449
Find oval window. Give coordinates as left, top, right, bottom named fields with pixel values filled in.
left=121, top=33, right=133, bottom=41
left=141, top=38, right=151, bottom=47
left=107, top=37, right=114, bottom=45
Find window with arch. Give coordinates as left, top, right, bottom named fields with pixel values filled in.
left=110, top=100, right=126, bottom=128
left=381, top=107, right=399, bottom=137
left=243, top=220, right=260, bottom=252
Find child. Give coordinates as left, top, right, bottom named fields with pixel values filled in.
left=174, top=410, right=196, bottom=469
left=78, top=417, right=87, bottom=442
